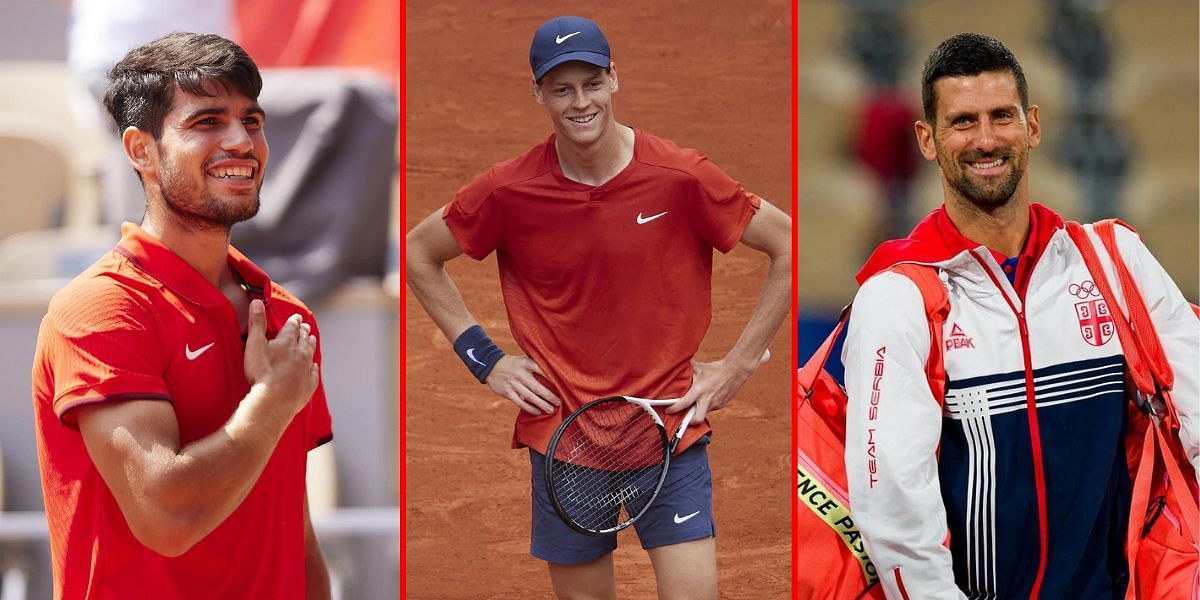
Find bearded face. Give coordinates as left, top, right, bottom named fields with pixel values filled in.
left=916, top=71, right=1041, bottom=212
left=146, top=86, right=268, bottom=231
left=935, top=135, right=1028, bottom=208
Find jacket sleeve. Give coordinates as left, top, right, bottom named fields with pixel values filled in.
left=843, top=271, right=966, bottom=599
left=1112, top=226, right=1200, bottom=474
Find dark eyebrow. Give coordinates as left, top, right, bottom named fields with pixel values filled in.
left=182, top=104, right=266, bottom=122
left=943, top=103, right=1020, bottom=123
left=182, top=107, right=228, bottom=122
left=942, top=110, right=974, bottom=123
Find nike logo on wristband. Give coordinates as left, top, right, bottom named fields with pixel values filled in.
left=466, top=348, right=487, bottom=366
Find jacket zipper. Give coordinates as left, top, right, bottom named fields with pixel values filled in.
left=973, top=252, right=1050, bottom=600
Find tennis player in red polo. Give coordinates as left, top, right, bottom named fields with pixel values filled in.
left=30, top=33, right=332, bottom=598
left=407, top=16, right=790, bottom=599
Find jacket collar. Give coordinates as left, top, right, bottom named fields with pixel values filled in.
left=856, top=202, right=1064, bottom=286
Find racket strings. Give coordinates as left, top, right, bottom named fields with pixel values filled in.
left=548, top=400, right=669, bottom=532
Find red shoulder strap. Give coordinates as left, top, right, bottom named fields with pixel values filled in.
left=1092, top=220, right=1175, bottom=390
left=890, top=264, right=950, bottom=402
left=1064, top=222, right=1160, bottom=395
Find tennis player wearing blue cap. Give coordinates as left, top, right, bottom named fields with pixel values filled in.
left=407, top=15, right=791, bottom=599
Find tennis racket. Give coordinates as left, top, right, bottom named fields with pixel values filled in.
left=544, top=349, right=770, bottom=536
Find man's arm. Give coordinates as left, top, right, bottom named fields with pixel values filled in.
left=1114, top=226, right=1200, bottom=472
left=405, top=208, right=561, bottom=414
left=844, top=272, right=964, bottom=599
left=304, top=493, right=332, bottom=600
left=77, top=301, right=319, bottom=556
left=667, top=197, right=791, bottom=422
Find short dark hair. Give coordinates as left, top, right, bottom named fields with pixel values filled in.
left=102, top=32, right=262, bottom=139
left=920, top=33, right=1028, bottom=123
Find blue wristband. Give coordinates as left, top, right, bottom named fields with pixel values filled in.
left=453, top=325, right=506, bottom=383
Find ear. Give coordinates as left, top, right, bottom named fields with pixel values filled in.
left=121, top=127, right=159, bottom=178
left=914, top=119, right=938, bottom=161
left=531, top=78, right=546, bottom=105
left=609, top=61, right=619, bottom=93
left=1025, top=104, right=1041, bottom=150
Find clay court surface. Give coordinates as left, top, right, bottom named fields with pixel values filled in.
left=405, top=1, right=792, bottom=597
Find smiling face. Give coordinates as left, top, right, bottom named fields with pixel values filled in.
left=131, top=83, right=269, bottom=230
left=915, top=70, right=1040, bottom=210
left=533, top=61, right=618, bottom=148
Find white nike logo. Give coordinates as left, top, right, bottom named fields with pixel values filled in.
left=466, top=348, right=486, bottom=366
left=555, top=32, right=582, bottom=44
left=673, top=511, right=700, bottom=524
left=636, top=211, right=668, bottom=224
left=185, top=342, right=215, bottom=361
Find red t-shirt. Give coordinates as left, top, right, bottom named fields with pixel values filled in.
left=444, top=129, right=760, bottom=454
left=32, top=223, right=332, bottom=599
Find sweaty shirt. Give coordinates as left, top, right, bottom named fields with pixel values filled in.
left=32, top=223, right=332, bottom=599
left=444, top=129, right=759, bottom=454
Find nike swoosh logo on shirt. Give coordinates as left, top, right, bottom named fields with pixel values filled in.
left=673, top=511, right=700, bottom=524
left=466, top=348, right=487, bottom=366
left=185, top=342, right=215, bottom=361
left=637, top=211, right=668, bottom=224
left=555, top=32, right=582, bottom=44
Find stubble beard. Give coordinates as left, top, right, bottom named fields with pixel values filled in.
left=157, top=150, right=260, bottom=232
left=939, top=145, right=1027, bottom=211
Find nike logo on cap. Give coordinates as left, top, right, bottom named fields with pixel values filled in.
left=185, top=342, right=215, bottom=361
left=637, top=211, right=668, bottom=224
left=673, top=511, right=700, bottom=524
left=555, top=32, right=582, bottom=44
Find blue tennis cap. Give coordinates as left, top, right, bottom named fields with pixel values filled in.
left=530, top=16, right=610, bottom=81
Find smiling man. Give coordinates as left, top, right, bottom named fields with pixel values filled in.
left=406, top=15, right=790, bottom=600
left=842, top=33, right=1198, bottom=598
left=31, top=33, right=333, bottom=598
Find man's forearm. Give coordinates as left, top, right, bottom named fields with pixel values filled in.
left=405, top=255, right=478, bottom=342
left=723, top=247, right=791, bottom=366
left=405, top=210, right=479, bottom=342
left=724, top=199, right=792, bottom=366
left=86, top=385, right=305, bottom=556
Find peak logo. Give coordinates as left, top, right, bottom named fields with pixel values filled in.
left=945, top=323, right=975, bottom=351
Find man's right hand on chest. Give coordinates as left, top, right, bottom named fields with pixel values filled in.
left=242, top=299, right=320, bottom=416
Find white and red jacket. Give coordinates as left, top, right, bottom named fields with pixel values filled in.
left=843, top=204, right=1199, bottom=599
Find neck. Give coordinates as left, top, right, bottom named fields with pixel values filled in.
left=556, top=123, right=634, bottom=185
left=943, top=182, right=1031, bottom=257
left=141, top=197, right=233, bottom=287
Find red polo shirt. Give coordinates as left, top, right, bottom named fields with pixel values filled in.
left=32, top=223, right=332, bottom=599
left=444, top=129, right=759, bottom=454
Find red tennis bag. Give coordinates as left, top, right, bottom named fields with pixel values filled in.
left=1066, top=220, right=1199, bottom=600
left=795, top=264, right=947, bottom=599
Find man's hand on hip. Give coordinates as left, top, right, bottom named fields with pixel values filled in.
left=667, top=351, right=767, bottom=424
left=487, top=355, right=562, bottom=415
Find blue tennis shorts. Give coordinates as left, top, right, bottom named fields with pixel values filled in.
left=529, top=435, right=715, bottom=565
